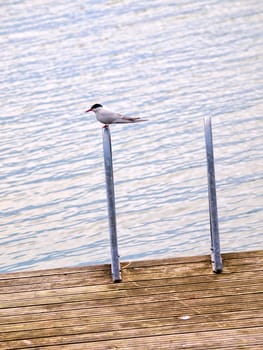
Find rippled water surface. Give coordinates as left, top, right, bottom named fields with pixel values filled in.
left=1, top=0, right=262, bottom=272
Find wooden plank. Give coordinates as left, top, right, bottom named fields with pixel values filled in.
left=1, top=327, right=263, bottom=350
left=1, top=286, right=262, bottom=315
left=17, top=344, right=263, bottom=350
left=0, top=281, right=262, bottom=309
left=0, top=253, right=261, bottom=291
left=1, top=266, right=262, bottom=299
left=1, top=263, right=259, bottom=292
left=0, top=269, right=261, bottom=294
left=0, top=263, right=110, bottom=280
left=0, top=269, right=112, bottom=287
left=1, top=314, right=263, bottom=341
left=0, top=318, right=263, bottom=347
left=1, top=308, right=262, bottom=333
left=1, top=295, right=262, bottom=326
left=0, top=250, right=262, bottom=349
left=0, top=285, right=262, bottom=313
left=1, top=249, right=261, bottom=282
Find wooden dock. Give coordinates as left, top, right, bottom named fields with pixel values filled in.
left=0, top=250, right=262, bottom=349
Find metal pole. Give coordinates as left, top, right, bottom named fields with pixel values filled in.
left=102, top=126, right=122, bottom=282
left=204, top=116, right=223, bottom=273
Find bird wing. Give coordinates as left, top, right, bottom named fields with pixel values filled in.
left=103, top=110, right=135, bottom=122
left=99, top=109, right=147, bottom=124
left=98, top=109, right=122, bottom=123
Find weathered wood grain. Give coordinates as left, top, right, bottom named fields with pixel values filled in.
left=0, top=250, right=262, bottom=349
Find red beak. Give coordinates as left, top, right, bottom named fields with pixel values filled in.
left=85, top=108, right=92, bottom=113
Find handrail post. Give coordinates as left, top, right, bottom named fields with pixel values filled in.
left=204, top=116, right=223, bottom=273
left=102, top=126, right=122, bottom=282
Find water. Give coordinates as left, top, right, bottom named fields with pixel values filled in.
left=0, top=0, right=262, bottom=273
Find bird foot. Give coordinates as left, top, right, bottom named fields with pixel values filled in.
left=103, top=124, right=109, bottom=128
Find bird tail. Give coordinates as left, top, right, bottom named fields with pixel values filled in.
left=121, top=117, right=148, bottom=123
left=133, top=118, right=148, bottom=122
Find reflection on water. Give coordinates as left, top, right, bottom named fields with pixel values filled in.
left=0, top=0, right=262, bottom=272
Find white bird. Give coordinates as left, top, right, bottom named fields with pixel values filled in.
left=85, top=104, right=147, bottom=127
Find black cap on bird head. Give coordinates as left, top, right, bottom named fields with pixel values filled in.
left=91, top=103, right=103, bottom=109
left=85, top=103, right=103, bottom=113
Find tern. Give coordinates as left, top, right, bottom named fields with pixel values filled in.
left=85, top=103, right=147, bottom=127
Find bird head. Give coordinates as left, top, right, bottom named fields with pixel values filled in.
left=85, top=103, right=103, bottom=113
